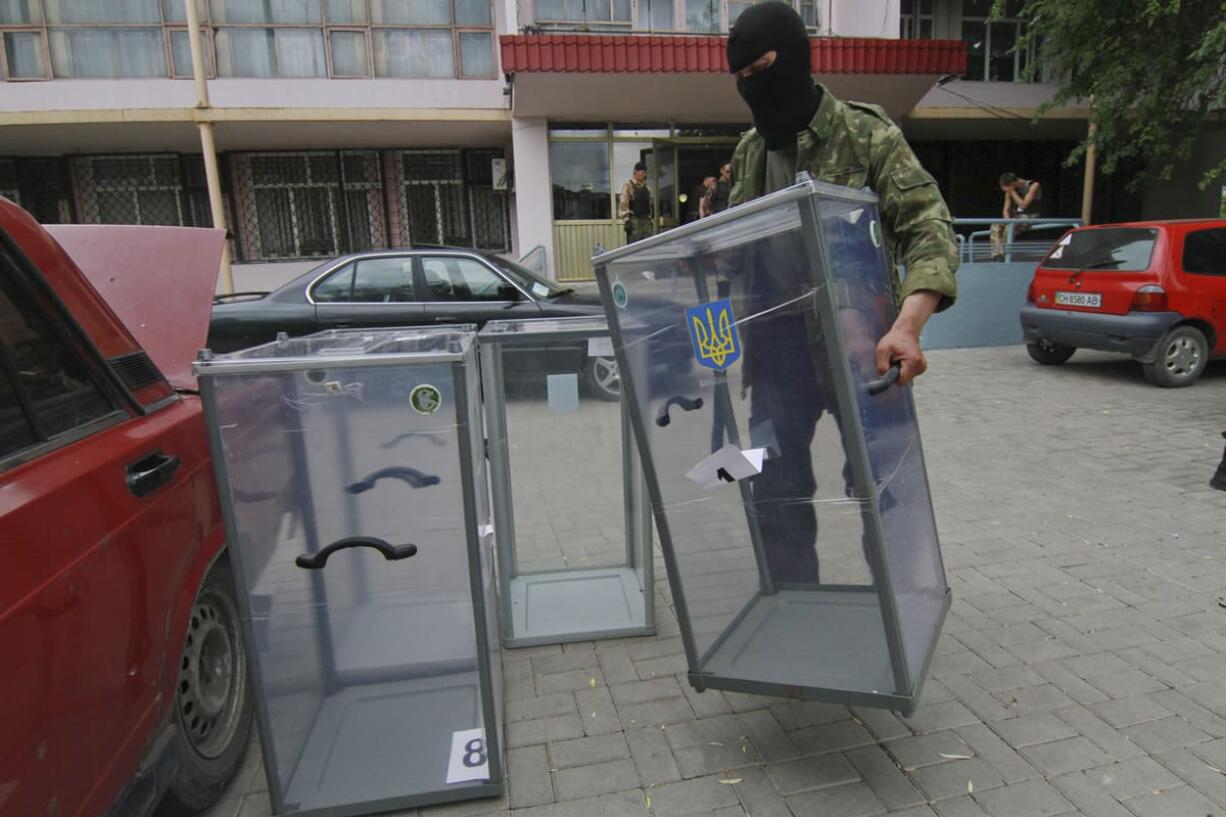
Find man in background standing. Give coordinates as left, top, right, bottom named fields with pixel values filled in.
left=619, top=161, right=654, bottom=243
left=991, top=171, right=1041, bottom=260
left=704, top=162, right=733, bottom=216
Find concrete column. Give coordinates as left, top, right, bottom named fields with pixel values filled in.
left=511, top=116, right=557, bottom=278
left=185, top=0, right=234, bottom=294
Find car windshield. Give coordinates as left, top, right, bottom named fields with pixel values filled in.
left=483, top=254, right=568, bottom=298
left=1042, top=228, right=1158, bottom=271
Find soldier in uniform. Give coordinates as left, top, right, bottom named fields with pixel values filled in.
left=619, top=161, right=654, bottom=243
left=723, top=1, right=959, bottom=583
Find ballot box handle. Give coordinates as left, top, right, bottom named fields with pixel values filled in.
left=866, top=362, right=902, bottom=396
left=296, top=536, right=419, bottom=569
left=656, top=395, right=705, bottom=427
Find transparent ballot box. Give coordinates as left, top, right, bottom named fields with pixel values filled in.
left=194, top=328, right=502, bottom=816
left=592, top=180, right=949, bottom=714
left=479, top=317, right=653, bottom=647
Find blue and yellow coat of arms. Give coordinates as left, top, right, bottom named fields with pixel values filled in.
left=686, top=298, right=741, bottom=371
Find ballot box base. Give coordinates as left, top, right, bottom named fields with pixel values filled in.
left=693, top=588, right=948, bottom=715
left=506, top=566, right=652, bottom=647
left=281, top=672, right=500, bottom=817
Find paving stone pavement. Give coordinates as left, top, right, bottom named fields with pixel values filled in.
left=203, top=347, right=1226, bottom=817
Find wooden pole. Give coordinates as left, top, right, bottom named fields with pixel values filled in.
left=1081, top=119, right=1098, bottom=226
left=185, top=0, right=234, bottom=295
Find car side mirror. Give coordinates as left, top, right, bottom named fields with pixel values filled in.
left=498, top=283, right=521, bottom=301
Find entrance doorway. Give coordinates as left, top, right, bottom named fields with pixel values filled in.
left=642, top=141, right=738, bottom=232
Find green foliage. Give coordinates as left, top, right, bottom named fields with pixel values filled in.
left=993, top=0, right=1226, bottom=188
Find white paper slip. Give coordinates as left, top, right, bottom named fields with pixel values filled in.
left=547, top=373, right=579, bottom=413
left=446, top=728, right=490, bottom=784
left=587, top=336, right=614, bottom=357
left=685, top=444, right=767, bottom=489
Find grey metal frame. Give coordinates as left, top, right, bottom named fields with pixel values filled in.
left=593, top=180, right=950, bottom=714
left=195, top=332, right=504, bottom=816
left=479, top=317, right=655, bottom=647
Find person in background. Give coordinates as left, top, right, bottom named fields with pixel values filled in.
left=1212, top=432, right=1226, bottom=491
left=697, top=175, right=717, bottom=218
left=704, top=162, right=733, bottom=216
left=991, top=171, right=1041, bottom=260
left=619, top=161, right=654, bottom=243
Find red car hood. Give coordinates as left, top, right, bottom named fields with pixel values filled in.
left=45, top=225, right=225, bottom=390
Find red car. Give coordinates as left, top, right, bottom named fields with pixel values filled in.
left=0, top=199, right=251, bottom=817
left=1020, top=219, right=1226, bottom=386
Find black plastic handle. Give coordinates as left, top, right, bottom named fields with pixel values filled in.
left=866, top=362, right=902, bottom=396
left=295, top=536, right=418, bottom=570
left=656, top=395, right=705, bottom=427
left=347, top=466, right=441, bottom=493
left=126, top=451, right=181, bottom=498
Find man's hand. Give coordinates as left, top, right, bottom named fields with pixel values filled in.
left=876, top=291, right=941, bottom=385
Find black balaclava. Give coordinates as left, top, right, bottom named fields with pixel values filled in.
left=727, top=2, right=821, bottom=151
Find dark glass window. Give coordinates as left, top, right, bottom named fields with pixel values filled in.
left=1042, top=228, right=1158, bottom=271
left=311, top=262, right=355, bottom=302
left=0, top=360, right=36, bottom=460
left=421, top=256, right=512, bottom=301
left=351, top=257, right=417, bottom=302
left=549, top=141, right=611, bottom=220
left=1182, top=228, right=1226, bottom=276
left=0, top=254, right=115, bottom=456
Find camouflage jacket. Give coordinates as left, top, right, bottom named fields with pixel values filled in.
left=618, top=179, right=651, bottom=223
left=730, top=85, right=958, bottom=310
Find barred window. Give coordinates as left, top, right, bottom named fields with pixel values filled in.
left=390, top=149, right=508, bottom=251
left=230, top=150, right=387, bottom=261
left=0, top=156, right=73, bottom=222
left=71, top=154, right=212, bottom=227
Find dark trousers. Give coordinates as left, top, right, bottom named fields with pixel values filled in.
left=747, top=316, right=832, bottom=585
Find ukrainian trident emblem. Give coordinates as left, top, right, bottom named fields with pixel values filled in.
left=686, top=298, right=742, bottom=371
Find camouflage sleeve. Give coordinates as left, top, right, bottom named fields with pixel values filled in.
left=617, top=181, right=632, bottom=222
left=871, top=127, right=959, bottom=311
left=729, top=139, right=749, bottom=207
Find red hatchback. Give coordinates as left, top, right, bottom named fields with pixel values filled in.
left=1020, top=219, right=1226, bottom=386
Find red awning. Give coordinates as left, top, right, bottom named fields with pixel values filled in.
left=500, top=34, right=966, bottom=76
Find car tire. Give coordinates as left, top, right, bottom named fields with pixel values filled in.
left=1026, top=340, right=1076, bottom=365
left=585, top=355, right=621, bottom=401
left=1142, top=325, right=1209, bottom=388
left=156, top=557, right=253, bottom=817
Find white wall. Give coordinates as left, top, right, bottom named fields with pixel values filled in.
left=826, top=0, right=899, bottom=37
left=510, top=117, right=557, bottom=278
left=0, top=77, right=507, bottom=113
left=220, top=261, right=320, bottom=294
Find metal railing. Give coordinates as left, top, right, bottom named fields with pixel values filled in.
left=953, top=217, right=1082, bottom=264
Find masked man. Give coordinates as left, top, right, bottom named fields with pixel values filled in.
left=725, top=2, right=959, bottom=583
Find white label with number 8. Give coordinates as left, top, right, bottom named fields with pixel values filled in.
left=446, top=728, right=490, bottom=784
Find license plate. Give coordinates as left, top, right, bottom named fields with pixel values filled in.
left=1054, top=291, right=1102, bottom=308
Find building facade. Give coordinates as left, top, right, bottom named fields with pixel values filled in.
left=0, top=0, right=1219, bottom=289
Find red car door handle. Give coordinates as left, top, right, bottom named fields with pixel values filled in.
left=126, top=451, right=181, bottom=498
